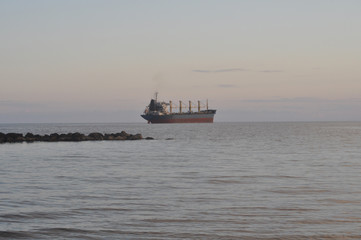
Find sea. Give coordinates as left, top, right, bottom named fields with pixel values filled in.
left=0, top=122, right=361, bottom=240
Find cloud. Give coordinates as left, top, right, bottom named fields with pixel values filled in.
left=258, top=70, right=283, bottom=73
left=193, top=68, right=248, bottom=73
left=193, top=68, right=283, bottom=74
left=214, top=68, right=248, bottom=73
left=241, top=98, right=361, bottom=105
left=241, top=97, right=322, bottom=103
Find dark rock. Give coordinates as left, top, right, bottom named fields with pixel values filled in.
left=119, top=131, right=130, bottom=137
left=0, top=132, right=5, bottom=143
left=88, top=132, right=104, bottom=141
left=25, top=133, right=36, bottom=142
left=33, top=134, right=43, bottom=141
left=114, top=136, right=126, bottom=140
left=58, top=134, right=67, bottom=141
left=0, top=131, right=150, bottom=143
left=113, top=132, right=128, bottom=140
left=49, top=133, right=60, bottom=141
left=6, top=133, right=24, bottom=142
left=42, top=134, right=51, bottom=141
left=127, top=133, right=143, bottom=140
left=58, top=134, right=71, bottom=141
left=145, top=137, right=154, bottom=140
left=70, top=132, right=86, bottom=141
left=104, top=134, right=114, bottom=140
left=25, top=133, right=34, bottom=138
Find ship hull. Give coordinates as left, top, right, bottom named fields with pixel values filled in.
left=141, top=111, right=216, bottom=124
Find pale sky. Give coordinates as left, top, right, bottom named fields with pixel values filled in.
left=1, top=0, right=361, bottom=123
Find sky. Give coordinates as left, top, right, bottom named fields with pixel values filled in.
left=1, top=0, right=361, bottom=123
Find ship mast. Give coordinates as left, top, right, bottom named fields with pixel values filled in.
left=154, top=92, right=158, bottom=102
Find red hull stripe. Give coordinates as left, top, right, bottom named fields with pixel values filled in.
left=150, top=117, right=214, bottom=124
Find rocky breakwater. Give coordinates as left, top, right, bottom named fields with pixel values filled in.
left=0, top=131, right=154, bottom=143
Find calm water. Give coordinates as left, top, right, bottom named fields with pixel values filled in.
left=1, top=122, right=361, bottom=239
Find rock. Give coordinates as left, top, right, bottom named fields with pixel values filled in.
left=104, top=134, right=114, bottom=140
left=127, top=133, right=143, bottom=140
left=33, top=134, right=43, bottom=141
left=119, top=131, right=130, bottom=137
left=145, top=137, right=154, bottom=140
left=5, top=133, right=24, bottom=142
left=58, top=134, right=69, bottom=141
left=25, top=132, right=34, bottom=138
left=42, top=134, right=51, bottom=141
left=25, top=133, right=36, bottom=142
left=88, top=132, right=104, bottom=141
left=0, top=132, right=5, bottom=143
left=114, top=136, right=126, bottom=140
left=49, top=133, right=60, bottom=141
left=0, top=131, right=150, bottom=143
left=70, top=132, right=86, bottom=141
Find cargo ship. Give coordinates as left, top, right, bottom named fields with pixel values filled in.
left=141, top=93, right=216, bottom=124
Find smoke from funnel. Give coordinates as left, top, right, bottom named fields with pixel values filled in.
left=152, top=73, right=164, bottom=95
